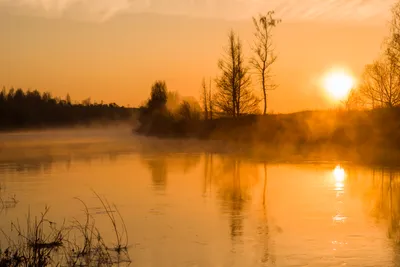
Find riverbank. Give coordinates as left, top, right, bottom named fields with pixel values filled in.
left=135, top=107, right=400, bottom=165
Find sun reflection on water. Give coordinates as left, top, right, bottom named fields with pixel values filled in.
left=332, top=165, right=347, bottom=225
left=333, top=165, right=346, bottom=191
left=331, top=165, right=348, bottom=254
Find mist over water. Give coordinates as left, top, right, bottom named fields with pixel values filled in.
left=0, top=128, right=399, bottom=266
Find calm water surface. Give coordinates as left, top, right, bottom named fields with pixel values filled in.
left=0, top=128, right=399, bottom=266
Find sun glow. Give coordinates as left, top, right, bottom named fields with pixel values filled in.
left=323, top=70, right=355, bottom=101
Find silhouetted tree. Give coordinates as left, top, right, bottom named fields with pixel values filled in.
left=147, top=80, right=168, bottom=112
left=251, top=11, right=281, bottom=115
left=359, top=57, right=400, bottom=108
left=341, top=87, right=364, bottom=110
left=385, top=1, right=400, bottom=73
left=201, top=78, right=209, bottom=120
left=0, top=88, right=5, bottom=104
left=357, top=1, right=400, bottom=109
left=215, top=30, right=260, bottom=117
left=66, top=94, right=72, bottom=105
left=177, top=100, right=201, bottom=121
left=137, top=80, right=178, bottom=136
left=7, top=88, right=14, bottom=101
left=208, top=78, right=214, bottom=120
left=200, top=77, right=214, bottom=120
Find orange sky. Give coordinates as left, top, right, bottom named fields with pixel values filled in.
left=0, top=0, right=393, bottom=112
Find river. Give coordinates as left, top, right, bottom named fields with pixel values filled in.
left=0, top=127, right=398, bottom=266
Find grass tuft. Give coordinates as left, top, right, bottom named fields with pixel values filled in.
left=0, top=191, right=131, bottom=266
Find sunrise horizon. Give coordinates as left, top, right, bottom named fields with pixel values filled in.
left=0, top=0, right=393, bottom=113
left=5, top=2, right=400, bottom=267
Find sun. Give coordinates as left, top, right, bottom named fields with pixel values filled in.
left=323, top=70, right=355, bottom=101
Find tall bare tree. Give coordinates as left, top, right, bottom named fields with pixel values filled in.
left=201, top=78, right=209, bottom=120
left=215, top=30, right=260, bottom=117
left=200, top=77, right=214, bottom=120
left=386, top=1, right=400, bottom=72
left=251, top=11, right=281, bottom=115
left=208, top=78, right=214, bottom=120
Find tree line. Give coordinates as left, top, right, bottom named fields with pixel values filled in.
left=0, top=88, right=134, bottom=130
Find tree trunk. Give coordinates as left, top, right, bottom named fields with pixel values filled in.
left=262, top=73, right=267, bottom=115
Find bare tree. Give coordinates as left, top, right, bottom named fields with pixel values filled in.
left=341, top=87, right=364, bottom=110
left=355, top=1, right=400, bottom=109
left=201, top=78, right=209, bottom=120
left=386, top=1, right=400, bottom=72
left=208, top=78, right=214, bottom=120
left=215, top=30, right=260, bottom=117
left=251, top=11, right=281, bottom=115
left=200, top=77, right=214, bottom=120
left=359, top=56, right=400, bottom=108
left=216, top=31, right=238, bottom=117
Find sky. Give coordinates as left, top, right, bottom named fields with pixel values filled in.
left=0, top=0, right=394, bottom=21
left=0, top=0, right=397, bottom=112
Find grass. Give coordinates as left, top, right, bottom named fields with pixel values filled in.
left=0, top=191, right=131, bottom=267
left=0, top=183, right=18, bottom=213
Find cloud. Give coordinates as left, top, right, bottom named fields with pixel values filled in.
left=0, top=0, right=395, bottom=22
left=0, top=0, right=139, bottom=21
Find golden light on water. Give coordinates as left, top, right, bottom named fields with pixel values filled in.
left=333, top=165, right=345, bottom=182
left=323, top=69, right=355, bottom=101
left=332, top=165, right=347, bottom=225
left=333, top=165, right=346, bottom=191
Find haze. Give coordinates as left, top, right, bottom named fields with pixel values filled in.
left=0, top=0, right=394, bottom=112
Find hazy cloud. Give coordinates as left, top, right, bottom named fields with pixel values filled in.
left=0, top=0, right=396, bottom=22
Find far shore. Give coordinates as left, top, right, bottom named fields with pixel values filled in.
left=135, top=107, right=400, bottom=166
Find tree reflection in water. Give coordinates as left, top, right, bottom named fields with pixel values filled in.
left=202, top=154, right=276, bottom=265
left=146, top=155, right=168, bottom=192
left=346, top=165, right=400, bottom=264
left=141, top=152, right=202, bottom=192
left=368, top=168, right=400, bottom=242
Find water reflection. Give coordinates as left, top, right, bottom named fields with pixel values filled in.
left=141, top=153, right=202, bottom=192
left=342, top=166, right=400, bottom=264
left=333, top=165, right=345, bottom=191
left=200, top=155, right=275, bottom=265
left=202, top=153, right=214, bottom=197
left=144, top=155, right=168, bottom=192
left=0, top=158, right=56, bottom=176
left=5, top=136, right=400, bottom=266
left=332, top=165, right=347, bottom=225
left=362, top=168, right=400, bottom=243
left=259, top=162, right=275, bottom=265
left=210, top=158, right=254, bottom=242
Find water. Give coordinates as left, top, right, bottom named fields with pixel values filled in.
left=0, top=127, right=399, bottom=266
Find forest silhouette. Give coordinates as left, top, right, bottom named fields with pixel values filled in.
left=0, top=88, right=135, bottom=130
